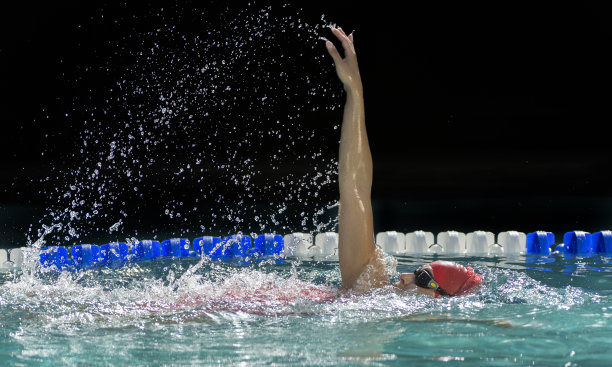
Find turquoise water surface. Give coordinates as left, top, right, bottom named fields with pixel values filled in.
left=1, top=252, right=612, bottom=366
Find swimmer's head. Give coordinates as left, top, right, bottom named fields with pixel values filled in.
left=394, top=261, right=483, bottom=297
left=394, top=264, right=437, bottom=297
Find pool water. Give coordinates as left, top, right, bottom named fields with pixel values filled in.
left=1, top=252, right=612, bottom=366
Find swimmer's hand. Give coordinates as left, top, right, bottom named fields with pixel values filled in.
left=325, top=27, right=362, bottom=94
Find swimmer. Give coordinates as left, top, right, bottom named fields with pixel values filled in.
left=325, top=27, right=482, bottom=297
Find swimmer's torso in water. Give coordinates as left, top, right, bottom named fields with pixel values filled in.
left=140, top=269, right=338, bottom=316
left=141, top=247, right=395, bottom=316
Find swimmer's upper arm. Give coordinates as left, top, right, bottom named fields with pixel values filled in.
left=338, top=183, right=378, bottom=289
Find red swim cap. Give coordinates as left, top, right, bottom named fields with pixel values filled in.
left=429, top=260, right=482, bottom=296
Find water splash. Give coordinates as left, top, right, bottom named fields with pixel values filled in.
left=0, top=261, right=601, bottom=330
left=30, top=2, right=343, bottom=248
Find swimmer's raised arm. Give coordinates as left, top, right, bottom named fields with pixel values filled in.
left=326, top=28, right=387, bottom=290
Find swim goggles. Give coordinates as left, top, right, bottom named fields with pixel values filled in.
left=414, top=268, right=448, bottom=296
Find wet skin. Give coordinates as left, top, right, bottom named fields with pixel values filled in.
left=393, top=264, right=437, bottom=297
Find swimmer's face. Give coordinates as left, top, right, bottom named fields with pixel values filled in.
left=393, top=264, right=437, bottom=297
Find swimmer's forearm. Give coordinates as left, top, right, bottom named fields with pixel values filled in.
left=338, top=87, right=372, bottom=195
left=324, top=27, right=371, bottom=193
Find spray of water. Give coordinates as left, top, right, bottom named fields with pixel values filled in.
left=29, top=3, right=343, bottom=250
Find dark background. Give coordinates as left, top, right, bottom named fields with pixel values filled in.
left=1, top=1, right=612, bottom=247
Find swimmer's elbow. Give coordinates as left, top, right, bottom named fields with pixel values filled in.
left=339, top=181, right=371, bottom=200
left=338, top=164, right=372, bottom=194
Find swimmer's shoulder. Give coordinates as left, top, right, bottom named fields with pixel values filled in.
left=344, top=246, right=391, bottom=293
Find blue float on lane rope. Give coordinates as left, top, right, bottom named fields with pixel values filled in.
left=593, top=231, right=612, bottom=255
left=40, top=246, right=70, bottom=269
left=134, top=240, right=162, bottom=259
left=526, top=231, right=553, bottom=255
left=193, top=236, right=223, bottom=259
left=562, top=231, right=594, bottom=256
left=161, top=238, right=190, bottom=257
left=255, top=234, right=284, bottom=256
left=71, top=244, right=100, bottom=268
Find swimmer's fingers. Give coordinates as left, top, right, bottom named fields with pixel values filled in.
left=331, top=27, right=356, bottom=59
left=331, top=27, right=352, bottom=49
left=326, top=26, right=362, bottom=90
left=325, top=41, right=342, bottom=65
left=337, top=27, right=354, bottom=43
